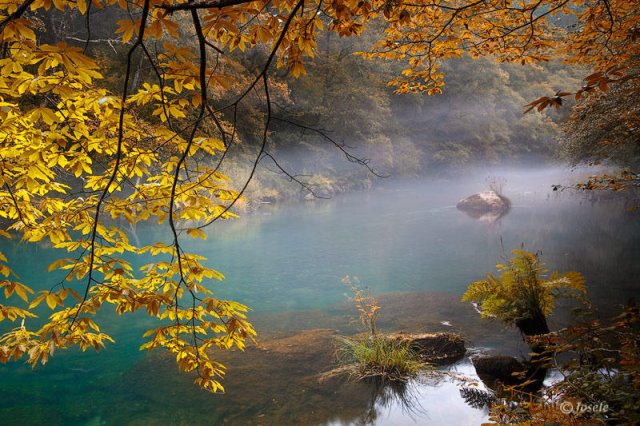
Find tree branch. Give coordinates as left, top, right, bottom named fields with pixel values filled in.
left=159, top=0, right=264, bottom=12
left=0, top=0, right=36, bottom=32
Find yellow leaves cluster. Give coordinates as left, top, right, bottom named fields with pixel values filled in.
left=115, top=0, right=181, bottom=42
left=562, top=0, right=640, bottom=71
left=1, top=18, right=37, bottom=42
left=2, top=281, right=34, bottom=303
left=462, top=250, right=587, bottom=325
left=0, top=0, right=260, bottom=392
left=138, top=291, right=255, bottom=391
left=353, top=0, right=638, bottom=95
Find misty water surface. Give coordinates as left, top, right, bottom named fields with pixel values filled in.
left=0, top=165, right=638, bottom=425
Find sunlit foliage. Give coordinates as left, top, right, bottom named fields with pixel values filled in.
left=360, top=0, right=639, bottom=96
left=462, top=250, right=586, bottom=330
left=0, top=0, right=258, bottom=392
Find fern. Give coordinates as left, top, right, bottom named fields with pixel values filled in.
left=462, top=250, right=586, bottom=327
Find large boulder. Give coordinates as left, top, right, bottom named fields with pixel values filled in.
left=457, top=191, right=510, bottom=215
left=387, top=332, right=466, bottom=365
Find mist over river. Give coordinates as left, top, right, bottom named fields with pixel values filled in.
left=1, top=165, right=638, bottom=425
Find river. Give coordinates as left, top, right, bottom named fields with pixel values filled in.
left=1, top=165, right=638, bottom=425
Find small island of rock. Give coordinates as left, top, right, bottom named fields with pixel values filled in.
left=456, top=190, right=511, bottom=221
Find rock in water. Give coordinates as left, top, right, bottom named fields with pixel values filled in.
left=457, top=191, right=510, bottom=213
left=387, top=332, right=466, bottom=365
left=472, top=355, right=525, bottom=390
left=456, top=191, right=510, bottom=222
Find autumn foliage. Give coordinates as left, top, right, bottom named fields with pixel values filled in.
left=0, top=0, right=638, bottom=391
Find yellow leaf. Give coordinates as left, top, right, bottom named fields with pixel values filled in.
left=186, top=228, right=207, bottom=240
left=14, top=283, right=33, bottom=302
left=29, top=293, right=47, bottom=309
left=116, top=19, right=137, bottom=44
left=77, top=0, right=87, bottom=14
left=45, top=293, right=61, bottom=309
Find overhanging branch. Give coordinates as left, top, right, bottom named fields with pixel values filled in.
left=159, top=0, right=265, bottom=12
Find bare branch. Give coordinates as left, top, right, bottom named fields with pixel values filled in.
left=159, top=0, right=264, bottom=12
left=262, top=151, right=329, bottom=198
left=66, top=36, right=120, bottom=54
left=272, top=116, right=388, bottom=177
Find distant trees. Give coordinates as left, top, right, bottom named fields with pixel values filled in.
left=0, top=0, right=637, bottom=391
left=560, top=76, right=640, bottom=194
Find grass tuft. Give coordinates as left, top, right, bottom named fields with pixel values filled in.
left=335, top=335, right=428, bottom=382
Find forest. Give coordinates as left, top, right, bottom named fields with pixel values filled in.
left=0, top=0, right=638, bottom=424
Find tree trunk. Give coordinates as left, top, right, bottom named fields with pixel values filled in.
left=515, top=311, right=550, bottom=337
left=516, top=309, right=551, bottom=392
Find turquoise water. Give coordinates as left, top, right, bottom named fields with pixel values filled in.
left=1, top=166, right=638, bottom=424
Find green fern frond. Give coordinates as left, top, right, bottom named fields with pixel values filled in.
left=462, top=249, right=587, bottom=327
left=462, top=279, right=495, bottom=302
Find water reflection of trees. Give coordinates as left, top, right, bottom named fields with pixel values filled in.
left=459, top=386, right=497, bottom=410
left=356, top=377, right=426, bottom=425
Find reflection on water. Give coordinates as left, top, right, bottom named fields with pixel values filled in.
left=333, top=363, right=492, bottom=426
left=331, top=365, right=494, bottom=426
left=360, top=378, right=428, bottom=424
left=0, top=166, right=639, bottom=424
left=457, top=207, right=510, bottom=224
left=459, top=386, right=497, bottom=410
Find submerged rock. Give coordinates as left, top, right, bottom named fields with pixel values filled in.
left=456, top=191, right=510, bottom=221
left=387, top=332, right=466, bottom=365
